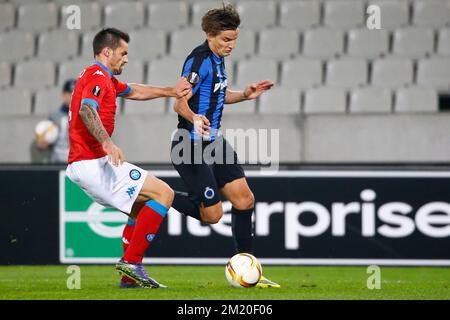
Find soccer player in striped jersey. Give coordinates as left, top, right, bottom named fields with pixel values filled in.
left=170, top=4, right=279, bottom=288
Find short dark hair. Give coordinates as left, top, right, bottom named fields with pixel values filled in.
left=92, top=28, right=130, bottom=56
left=201, top=3, right=240, bottom=36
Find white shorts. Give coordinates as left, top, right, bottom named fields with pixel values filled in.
left=66, top=156, right=148, bottom=214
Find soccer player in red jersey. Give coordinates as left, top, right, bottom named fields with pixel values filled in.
left=66, top=28, right=191, bottom=288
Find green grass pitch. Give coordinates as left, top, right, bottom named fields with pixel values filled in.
left=0, top=265, right=448, bottom=300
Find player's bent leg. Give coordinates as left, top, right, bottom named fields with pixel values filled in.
left=117, top=173, right=172, bottom=288
left=221, top=177, right=255, bottom=253
left=199, top=202, right=223, bottom=224
left=221, top=178, right=280, bottom=288
left=135, top=173, right=174, bottom=208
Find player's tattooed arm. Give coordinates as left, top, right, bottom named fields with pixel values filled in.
left=79, top=103, right=125, bottom=166
left=79, top=103, right=110, bottom=144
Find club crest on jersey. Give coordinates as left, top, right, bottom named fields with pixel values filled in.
left=213, top=80, right=227, bottom=93
left=93, top=70, right=105, bottom=77
left=129, top=169, right=141, bottom=180
left=92, top=85, right=101, bottom=97
left=204, top=187, right=215, bottom=200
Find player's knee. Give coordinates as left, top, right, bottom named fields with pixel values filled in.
left=160, top=186, right=175, bottom=208
left=200, top=205, right=223, bottom=224
left=232, top=191, right=255, bottom=210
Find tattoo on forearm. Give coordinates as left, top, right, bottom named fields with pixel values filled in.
left=79, top=103, right=110, bottom=144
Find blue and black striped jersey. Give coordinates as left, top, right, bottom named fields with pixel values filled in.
left=179, top=41, right=228, bottom=141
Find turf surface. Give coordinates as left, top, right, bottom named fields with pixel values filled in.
left=0, top=266, right=448, bottom=300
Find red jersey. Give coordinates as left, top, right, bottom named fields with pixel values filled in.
left=68, top=61, right=130, bottom=163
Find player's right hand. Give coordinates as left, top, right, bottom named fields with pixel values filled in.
left=174, top=77, right=192, bottom=98
left=193, top=114, right=211, bottom=137
left=102, top=139, right=124, bottom=167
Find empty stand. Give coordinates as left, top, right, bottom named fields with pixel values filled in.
left=281, top=58, right=323, bottom=89
left=395, top=86, right=438, bottom=112
left=304, top=87, right=347, bottom=113
left=350, top=87, right=392, bottom=113
left=259, top=88, right=301, bottom=114
left=371, top=58, right=414, bottom=88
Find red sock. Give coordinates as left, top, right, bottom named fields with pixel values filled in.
left=123, top=200, right=168, bottom=263
left=121, top=219, right=136, bottom=283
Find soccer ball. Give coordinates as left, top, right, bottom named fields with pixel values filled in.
left=35, top=120, right=59, bottom=145
left=225, top=253, right=262, bottom=288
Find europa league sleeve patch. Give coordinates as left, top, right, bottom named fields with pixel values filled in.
left=92, top=85, right=101, bottom=97
left=187, top=72, right=200, bottom=85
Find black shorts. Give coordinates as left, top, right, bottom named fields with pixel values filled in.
left=171, top=133, right=245, bottom=207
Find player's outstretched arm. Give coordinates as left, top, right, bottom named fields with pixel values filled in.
left=225, top=80, right=274, bottom=104
left=123, top=78, right=191, bottom=101
left=79, top=103, right=124, bottom=166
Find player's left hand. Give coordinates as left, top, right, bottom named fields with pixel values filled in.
left=174, top=77, right=192, bottom=99
left=243, top=80, right=274, bottom=100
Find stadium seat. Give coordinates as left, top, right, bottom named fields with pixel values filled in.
left=147, top=58, right=184, bottom=87
left=0, top=31, right=34, bottom=62
left=367, top=0, right=410, bottom=30
left=395, top=87, right=438, bottom=113
left=34, top=88, right=62, bottom=116
left=223, top=99, right=256, bottom=114
left=228, top=29, right=255, bottom=59
left=147, top=2, right=189, bottom=30
left=259, top=88, right=301, bottom=114
left=170, top=28, right=206, bottom=59
left=347, top=28, right=389, bottom=59
left=279, top=0, right=321, bottom=30
left=258, top=28, right=299, bottom=59
left=116, top=60, right=145, bottom=84
left=223, top=59, right=235, bottom=86
left=0, top=88, right=32, bottom=116
left=437, top=28, right=450, bottom=55
left=191, top=1, right=222, bottom=26
left=15, top=60, right=55, bottom=90
left=417, top=57, right=450, bottom=91
left=326, top=58, right=368, bottom=89
left=235, top=58, right=278, bottom=88
left=413, top=0, right=450, bottom=28
left=392, top=27, right=435, bottom=58
left=53, top=0, right=92, bottom=5
left=128, top=29, right=167, bottom=60
left=349, top=87, right=392, bottom=113
left=236, top=1, right=277, bottom=29
left=303, top=28, right=344, bottom=59
left=304, top=87, right=347, bottom=114
left=94, top=0, right=129, bottom=4
left=324, top=0, right=365, bottom=29
left=17, top=3, right=58, bottom=31
left=371, top=58, right=414, bottom=88
left=58, top=58, right=90, bottom=85
left=0, top=3, right=15, bottom=31
left=9, top=0, right=47, bottom=4
left=123, top=98, right=166, bottom=115
left=105, top=2, right=145, bottom=31
left=281, top=58, right=323, bottom=89
left=38, top=30, right=79, bottom=61
left=0, top=62, right=10, bottom=88
left=80, top=31, right=97, bottom=58
left=61, top=2, right=102, bottom=31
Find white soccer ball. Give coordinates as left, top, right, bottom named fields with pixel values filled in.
left=35, top=120, right=59, bottom=145
left=225, top=253, right=262, bottom=288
